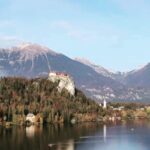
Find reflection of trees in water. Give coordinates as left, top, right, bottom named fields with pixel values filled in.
left=121, top=119, right=150, bottom=129
left=0, top=123, right=103, bottom=150
left=1, top=121, right=150, bottom=150
left=47, top=123, right=103, bottom=150
left=45, top=123, right=103, bottom=142
left=0, top=126, right=25, bottom=150
left=50, top=140, right=74, bottom=150
left=0, top=125, right=43, bottom=150
left=50, top=125, right=106, bottom=150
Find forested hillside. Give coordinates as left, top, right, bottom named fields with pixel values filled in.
left=0, top=77, right=101, bottom=124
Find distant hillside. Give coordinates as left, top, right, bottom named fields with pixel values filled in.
left=76, top=58, right=150, bottom=102
left=124, top=63, right=150, bottom=88
left=75, top=57, right=114, bottom=79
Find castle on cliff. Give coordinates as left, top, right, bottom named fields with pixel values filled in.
left=48, top=72, right=75, bottom=96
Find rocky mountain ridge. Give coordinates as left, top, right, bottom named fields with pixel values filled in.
left=0, top=43, right=150, bottom=102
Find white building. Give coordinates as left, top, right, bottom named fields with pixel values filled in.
left=26, top=113, right=35, bottom=124
left=48, top=72, right=75, bottom=96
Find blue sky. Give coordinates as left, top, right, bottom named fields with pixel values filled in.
left=0, top=0, right=150, bottom=71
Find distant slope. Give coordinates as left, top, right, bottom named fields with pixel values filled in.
left=75, top=57, right=126, bottom=83
left=75, top=57, right=114, bottom=79
left=125, top=63, right=150, bottom=88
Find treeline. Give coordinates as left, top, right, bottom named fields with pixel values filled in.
left=108, top=102, right=146, bottom=110
left=0, top=77, right=102, bottom=124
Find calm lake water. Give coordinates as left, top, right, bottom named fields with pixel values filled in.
left=1, top=120, right=150, bottom=150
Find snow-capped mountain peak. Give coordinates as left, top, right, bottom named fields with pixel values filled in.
left=0, top=43, right=58, bottom=62
left=0, top=43, right=59, bottom=76
left=10, top=43, right=57, bottom=56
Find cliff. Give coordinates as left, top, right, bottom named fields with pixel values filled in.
left=48, top=72, right=75, bottom=96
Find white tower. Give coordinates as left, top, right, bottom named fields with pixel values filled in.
left=103, top=99, right=107, bottom=109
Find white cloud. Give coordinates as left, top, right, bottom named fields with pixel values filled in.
left=0, top=36, right=24, bottom=48
left=50, top=20, right=125, bottom=48
left=51, top=21, right=97, bottom=42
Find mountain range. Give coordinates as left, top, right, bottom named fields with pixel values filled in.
left=0, top=43, right=150, bottom=102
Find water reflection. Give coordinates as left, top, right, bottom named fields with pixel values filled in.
left=103, top=124, right=107, bottom=142
left=26, top=126, right=35, bottom=138
left=53, top=140, right=75, bottom=150
left=25, top=125, right=43, bottom=138
left=66, top=140, right=74, bottom=150
left=1, top=121, right=150, bottom=150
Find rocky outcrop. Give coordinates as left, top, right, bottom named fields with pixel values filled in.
left=48, top=72, right=75, bottom=96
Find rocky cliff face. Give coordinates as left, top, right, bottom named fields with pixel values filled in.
left=48, top=72, right=75, bottom=96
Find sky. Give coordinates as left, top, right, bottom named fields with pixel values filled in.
left=0, top=0, right=150, bottom=72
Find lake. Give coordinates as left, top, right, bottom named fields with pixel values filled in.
left=0, top=120, right=150, bottom=150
